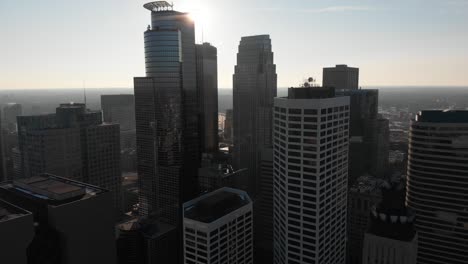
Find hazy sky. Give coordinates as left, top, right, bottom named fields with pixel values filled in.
left=1, top=0, right=467, bottom=89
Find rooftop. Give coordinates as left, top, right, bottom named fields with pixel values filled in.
left=415, top=110, right=468, bottom=123
left=0, top=199, right=30, bottom=223
left=287, top=87, right=336, bottom=99
left=0, top=174, right=105, bottom=206
left=118, top=217, right=176, bottom=239
left=324, top=64, right=358, bottom=70
left=367, top=180, right=416, bottom=241
left=184, top=188, right=251, bottom=224
left=144, top=1, right=173, bottom=12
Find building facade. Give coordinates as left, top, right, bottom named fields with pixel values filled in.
left=406, top=110, right=468, bottom=264
left=232, top=35, right=277, bottom=197
left=101, top=94, right=136, bottom=149
left=17, top=103, right=122, bottom=214
left=273, top=87, right=349, bottom=264
left=135, top=1, right=199, bottom=222
left=0, top=199, right=34, bottom=264
left=363, top=180, right=417, bottom=264
left=3, top=103, right=22, bottom=132
left=183, top=187, right=253, bottom=264
left=322, top=65, right=359, bottom=91
left=0, top=174, right=117, bottom=264
left=347, top=175, right=383, bottom=264
left=196, top=43, right=219, bottom=154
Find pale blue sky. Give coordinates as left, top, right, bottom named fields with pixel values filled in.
left=1, top=0, right=467, bottom=89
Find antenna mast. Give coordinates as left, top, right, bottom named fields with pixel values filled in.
left=83, top=80, right=87, bottom=106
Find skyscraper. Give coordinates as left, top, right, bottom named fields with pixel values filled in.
left=134, top=1, right=199, bottom=222
left=101, top=94, right=136, bottom=149
left=255, top=148, right=274, bottom=262
left=323, top=64, right=359, bottom=91
left=3, top=103, right=22, bottom=132
left=407, top=110, right=468, bottom=264
left=0, top=110, right=6, bottom=182
left=183, top=187, right=253, bottom=264
left=233, top=34, right=277, bottom=197
left=196, top=42, right=218, bottom=154
left=370, top=117, right=390, bottom=178
left=0, top=174, right=117, bottom=264
left=347, top=175, right=383, bottom=264
left=17, top=103, right=122, bottom=215
left=273, top=87, right=349, bottom=264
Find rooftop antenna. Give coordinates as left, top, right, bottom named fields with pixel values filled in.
left=83, top=80, right=87, bottom=106
left=301, top=77, right=317, bottom=88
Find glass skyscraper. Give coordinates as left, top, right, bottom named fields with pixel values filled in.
left=232, top=35, right=277, bottom=196
left=134, top=2, right=199, bottom=224
left=196, top=43, right=218, bottom=154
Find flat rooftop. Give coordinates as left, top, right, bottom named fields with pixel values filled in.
left=1, top=174, right=105, bottom=205
left=287, top=87, right=336, bottom=99
left=0, top=199, right=30, bottom=222
left=184, top=188, right=251, bottom=224
left=416, top=110, right=468, bottom=123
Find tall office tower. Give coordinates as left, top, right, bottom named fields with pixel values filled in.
left=0, top=199, right=34, bottom=264
left=273, top=87, right=349, bottom=264
left=0, top=110, right=6, bottom=182
left=322, top=64, right=359, bottom=90
left=233, top=35, right=277, bottom=196
left=134, top=1, right=199, bottom=221
left=363, top=181, right=417, bottom=264
left=407, top=110, right=468, bottom=264
left=17, top=103, right=122, bottom=215
left=347, top=175, right=383, bottom=264
left=3, top=103, right=22, bottom=132
left=196, top=43, right=219, bottom=154
left=183, top=187, right=253, bottom=264
left=224, top=109, right=233, bottom=142
left=254, top=148, right=274, bottom=262
left=0, top=174, right=117, bottom=264
left=338, top=88, right=379, bottom=183
left=101, top=94, right=136, bottom=149
left=370, top=117, right=390, bottom=178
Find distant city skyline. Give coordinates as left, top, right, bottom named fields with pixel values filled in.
left=1, top=0, right=468, bottom=89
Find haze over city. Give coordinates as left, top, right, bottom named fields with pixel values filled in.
left=1, top=0, right=468, bottom=89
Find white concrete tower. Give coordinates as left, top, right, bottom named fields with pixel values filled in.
left=273, top=87, right=349, bottom=264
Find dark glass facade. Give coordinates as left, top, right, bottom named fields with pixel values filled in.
left=232, top=35, right=277, bottom=197
left=196, top=43, right=218, bottom=154
left=135, top=9, right=198, bottom=224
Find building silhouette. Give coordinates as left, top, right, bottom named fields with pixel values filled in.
left=0, top=199, right=34, bottom=264
left=16, top=103, right=122, bottom=215
left=0, top=174, right=117, bottom=264
left=323, top=64, right=359, bottom=91
left=101, top=94, right=136, bottom=149
left=363, top=179, right=417, bottom=264
left=183, top=187, right=253, bottom=264
left=407, top=110, right=468, bottom=264
left=273, top=87, right=349, bottom=264
left=347, top=174, right=383, bottom=264
left=3, top=103, right=22, bottom=132
left=134, top=1, right=199, bottom=222
left=196, top=43, right=219, bottom=154
left=254, top=147, right=275, bottom=262
left=232, top=35, right=277, bottom=197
